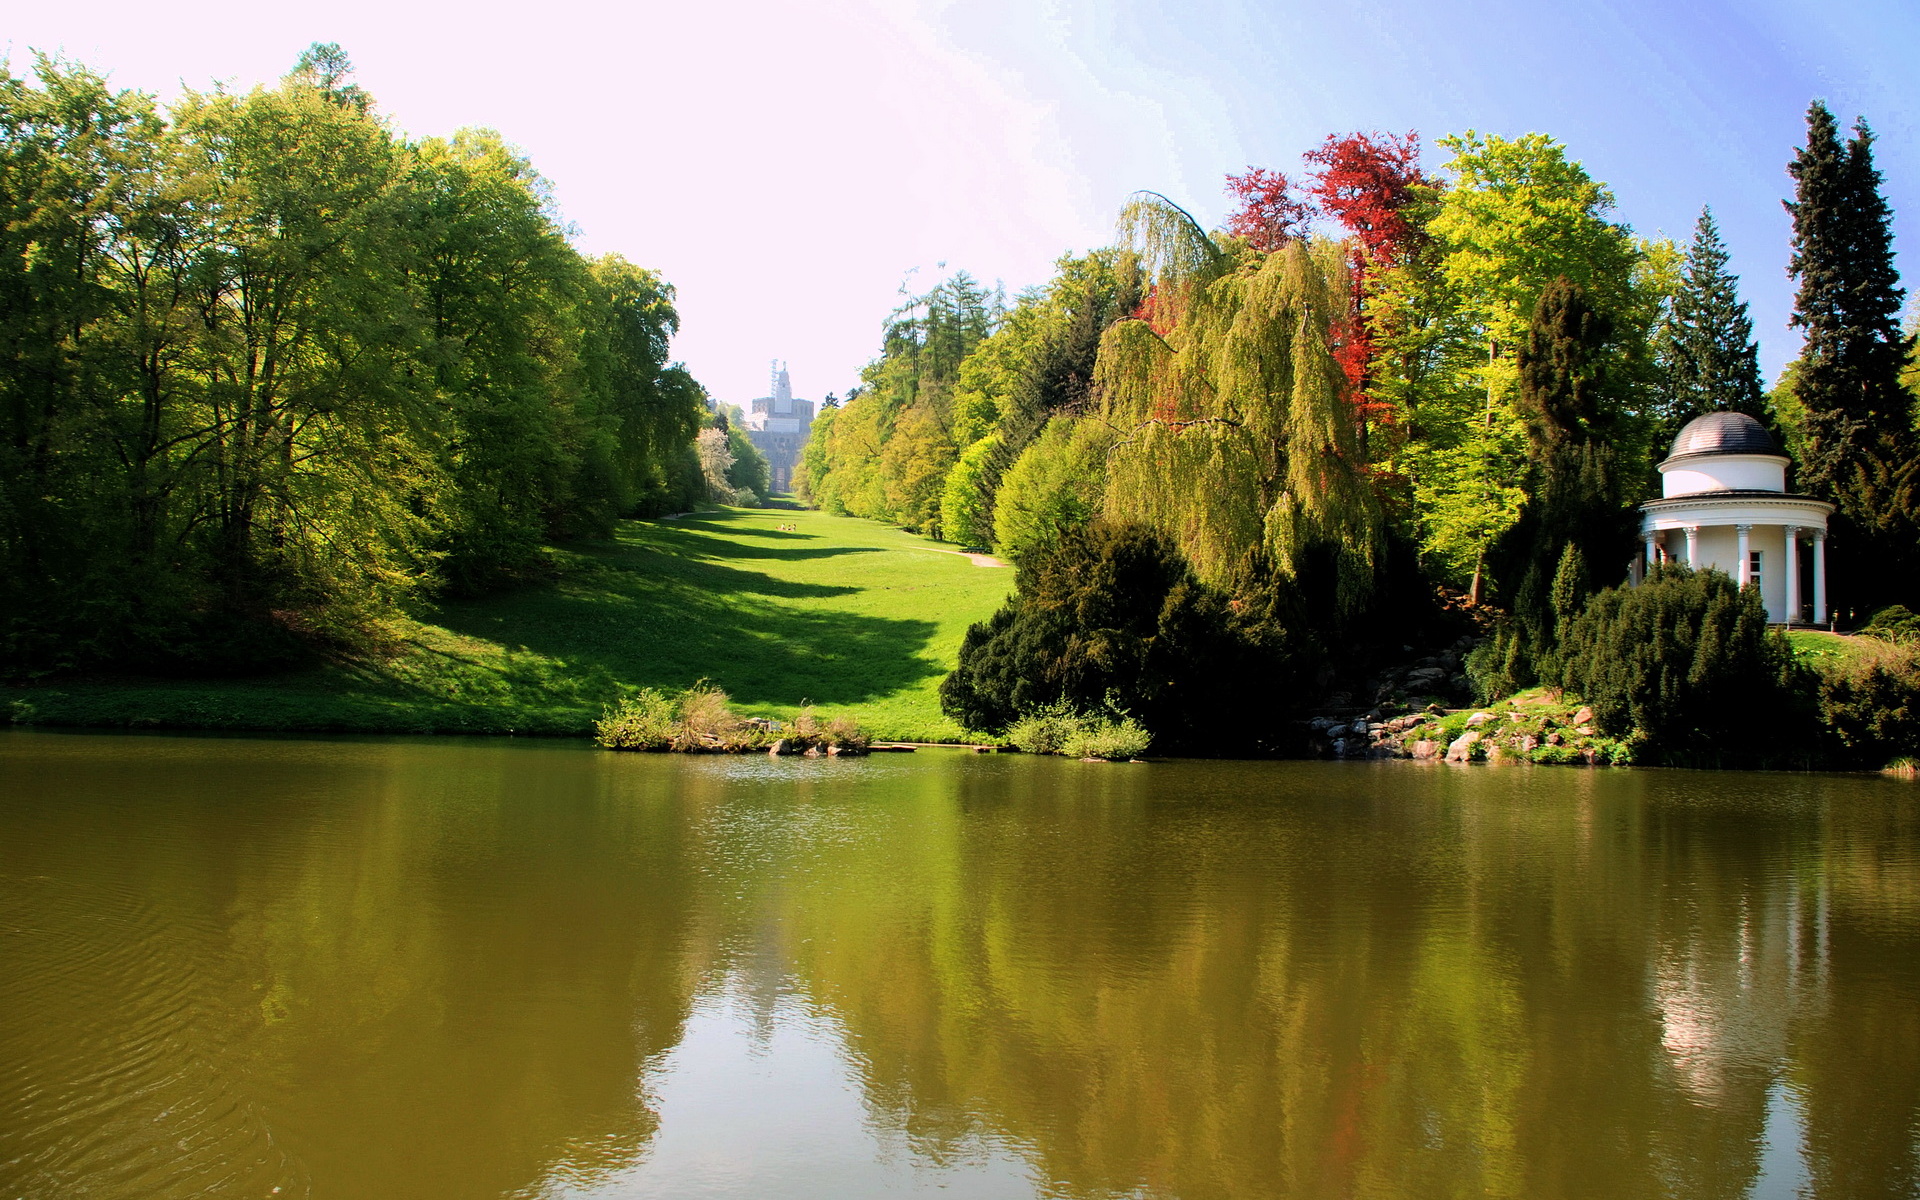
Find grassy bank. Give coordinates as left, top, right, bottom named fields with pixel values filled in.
left=4, top=507, right=1015, bottom=742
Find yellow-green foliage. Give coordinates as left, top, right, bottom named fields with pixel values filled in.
left=1386, top=132, right=1653, bottom=585
left=794, top=274, right=997, bottom=537
left=804, top=252, right=1138, bottom=553
left=1005, top=702, right=1150, bottom=761
left=940, top=432, right=1004, bottom=552
left=1061, top=718, right=1151, bottom=761
left=992, top=418, right=1114, bottom=562
left=595, top=682, right=872, bottom=753
left=1097, top=209, right=1382, bottom=609
left=594, top=688, right=677, bottom=749
left=0, top=51, right=708, bottom=673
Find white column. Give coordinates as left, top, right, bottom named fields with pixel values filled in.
left=1684, top=525, right=1700, bottom=567
left=1736, top=524, right=1752, bottom=587
left=1645, top=532, right=1659, bottom=576
left=1785, top=526, right=1801, bottom=625
left=1813, top=531, right=1828, bottom=626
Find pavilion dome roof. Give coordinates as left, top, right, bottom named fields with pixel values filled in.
left=1667, top=411, right=1779, bottom=461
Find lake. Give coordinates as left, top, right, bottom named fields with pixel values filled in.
left=1, top=730, right=1916, bottom=1199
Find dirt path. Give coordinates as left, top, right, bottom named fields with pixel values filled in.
left=937, top=549, right=1010, bottom=568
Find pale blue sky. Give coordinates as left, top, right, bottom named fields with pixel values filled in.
left=7, top=0, right=1915, bottom=404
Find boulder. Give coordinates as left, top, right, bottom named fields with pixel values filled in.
left=1572, top=706, right=1595, bottom=726
left=1409, top=739, right=1440, bottom=760
left=768, top=739, right=790, bottom=757
left=1465, top=711, right=1494, bottom=727
left=1446, top=731, right=1481, bottom=762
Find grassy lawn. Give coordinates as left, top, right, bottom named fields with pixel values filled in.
left=1786, top=628, right=1905, bottom=672
left=3, top=507, right=1015, bottom=743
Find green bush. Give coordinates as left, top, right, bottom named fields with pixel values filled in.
left=990, top=417, right=1114, bottom=563
left=1004, top=703, right=1081, bottom=755
left=1862, top=605, right=1920, bottom=643
left=940, top=520, right=1300, bottom=754
left=939, top=432, right=1004, bottom=552
left=1557, top=565, right=1807, bottom=767
left=595, top=688, right=677, bottom=750
left=1812, top=644, right=1920, bottom=768
left=1061, top=717, right=1151, bottom=761
left=596, top=685, right=869, bottom=754
left=1466, top=625, right=1533, bottom=704
left=1005, top=701, right=1149, bottom=760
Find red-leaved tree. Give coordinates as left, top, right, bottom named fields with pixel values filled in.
left=1301, top=132, right=1429, bottom=431
left=1223, top=167, right=1315, bottom=251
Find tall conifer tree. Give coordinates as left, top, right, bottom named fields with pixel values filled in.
left=1653, top=207, right=1764, bottom=439
left=1493, top=277, right=1636, bottom=670
left=1784, top=101, right=1918, bottom=611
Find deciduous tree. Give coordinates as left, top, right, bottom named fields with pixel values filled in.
left=1099, top=195, right=1384, bottom=612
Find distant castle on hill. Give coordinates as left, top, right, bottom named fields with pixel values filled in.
left=742, top=361, right=814, bottom=494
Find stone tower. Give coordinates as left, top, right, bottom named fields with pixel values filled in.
left=742, top=360, right=816, bottom=494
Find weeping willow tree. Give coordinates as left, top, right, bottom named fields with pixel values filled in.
left=1096, top=193, right=1384, bottom=612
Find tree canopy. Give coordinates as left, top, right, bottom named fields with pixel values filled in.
left=0, top=49, right=709, bottom=674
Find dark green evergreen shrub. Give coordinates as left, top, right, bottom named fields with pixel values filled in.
left=939, top=521, right=1302, bottom=754
left=1466, top=623, right=1532, bottom=704
left=1487, top=277, right=1644, bottom=680
left=1862, top=605, right=1920, bottom=642
left=1557, top=566, right=1809, bottom=766
left=1811, top=646, right=1920, bottom=768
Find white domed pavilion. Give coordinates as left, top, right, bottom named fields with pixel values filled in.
left=1638, top=411, right=1833, bottom=625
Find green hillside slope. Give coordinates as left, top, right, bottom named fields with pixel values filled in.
left=5, top=508, right=1014, bottom=742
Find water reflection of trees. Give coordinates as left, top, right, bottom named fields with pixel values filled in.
left=223, top=744, right=710, bottom=1198
left=732, top=760, right=1920, bottom=1200
left=0, top=737, right=709, bottom=1200
left=5, top=739, right=1915, bottom=1200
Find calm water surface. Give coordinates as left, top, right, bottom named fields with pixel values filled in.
left=1, top=730, right=1916, bottom=1199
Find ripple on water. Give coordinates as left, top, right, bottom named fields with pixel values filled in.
left=0, top=870, right=304, bottom=1198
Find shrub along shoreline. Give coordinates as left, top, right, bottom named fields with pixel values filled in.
left=596, top=686, right=872, bottom=755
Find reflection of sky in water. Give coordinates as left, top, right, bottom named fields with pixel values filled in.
left=1751, top=1081, right=1809, bottom=1200
left=555, top=979, right=1039, bottom=1199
